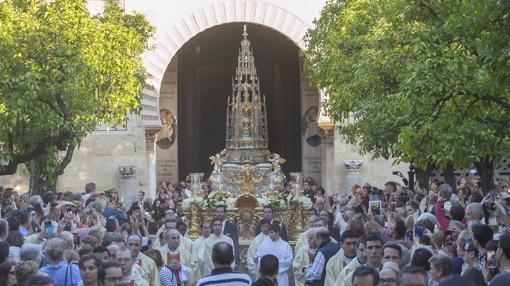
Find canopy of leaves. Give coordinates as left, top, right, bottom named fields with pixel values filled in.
left=304, top=0, right=510, bottom=169
left=0, top=0, right=154, bottom=175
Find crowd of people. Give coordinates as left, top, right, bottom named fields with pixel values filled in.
left=0, top=176, right=510, bottom=286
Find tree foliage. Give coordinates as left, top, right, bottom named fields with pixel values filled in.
left=0, top=0, right=154, bottom=181
left=304, top=0, right=510, bottom=174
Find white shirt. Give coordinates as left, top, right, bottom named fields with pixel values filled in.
left=256, top=237, right=293, bottom=286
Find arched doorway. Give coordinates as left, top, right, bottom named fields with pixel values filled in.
left=155, top=24, right=322, bottom=185
left=177, top=23, right=301, bottom=180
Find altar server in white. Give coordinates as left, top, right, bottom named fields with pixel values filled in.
left=256, top=222, right=293, bottom=286
left=193, top=221, right=212, bottom=277
left=203, top=217, right=235, bottom=275
left=247, top=218, right=271, bottom=280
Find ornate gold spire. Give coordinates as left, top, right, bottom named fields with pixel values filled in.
left=225, top=25, right=268, bottom=151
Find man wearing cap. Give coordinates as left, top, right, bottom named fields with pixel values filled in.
left=461, top=240, right=480, bottom=274
left=488, top=224, right=510, bottom=284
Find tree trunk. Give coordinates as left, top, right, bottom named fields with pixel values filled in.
left=415, top=163, right=434, bottom=190
left=28, top=160, right=56, bottom=196
left=475, top=156, right=495, bottom=194
left=443, top=162, right=456, bottom=187
left=27, top=143, right=75, bottom=196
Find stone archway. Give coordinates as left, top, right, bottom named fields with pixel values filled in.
left=140, top=1, right=321, bottom=196
left=140, top=0, right=310, bottom=125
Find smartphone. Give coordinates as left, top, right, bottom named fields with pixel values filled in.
left=391, top=202, right=396, bottom=212
left=414, top=224, right=424, bottom=237
left=45, top=226, right=54, bottom=234
left=405, top=230, right=414, bottom=242
left=369, top=201, right=382, bottom=214
left=444, top=201, right=452, bottom=211
left=487, top=251, right=497, bottom=269
left=64, top=222, right=72, bottom=231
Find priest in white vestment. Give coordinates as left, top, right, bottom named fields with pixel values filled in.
left=127, top=235, right=160, bottom=286
left=159, top=229, right=198, bottom=285
left=293, top=228, right=318, bottom=286
left=324, top=230, right=358, bottom=286
left=154, top=216, right=193, bottom=255
left=203, top=218, right=235, bottom=276
left=295, top=215, right=319, bottom=251
left=193, top=221, right=212, bottom=277
left=247, top=218, right=270, bottom=280
left=296, top=217, right=337, bottom=252
left=334, top=236, right=367, bottom=285
left=116, top=247, right=149, bottom=286
left=256, top=222, right=293, bottom=286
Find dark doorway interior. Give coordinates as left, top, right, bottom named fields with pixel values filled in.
left=177, top=23, right=301, bottom=180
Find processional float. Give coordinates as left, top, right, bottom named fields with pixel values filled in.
left=182, top=26, right=311, bottom=247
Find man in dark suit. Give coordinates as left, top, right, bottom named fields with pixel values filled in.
left=255, top=205, right=288, bottom=241
left=130, top=191, right=151, bottom=213
left=216, top=204, right=240, bottom=266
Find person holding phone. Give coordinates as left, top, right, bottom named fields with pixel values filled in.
left=480, top=231, right=510, bottom=283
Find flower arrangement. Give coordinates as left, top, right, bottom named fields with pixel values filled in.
left=297, top=195, right=313, bottom=208
left=182, top=191, right=313, bottom=210
left=182, top=197, right=204, bottom=209
left=201, top=193, right=228, bottom=210
left=263, top=192, right=313, bottom=209
left=256, top=197, right=269, bottom=206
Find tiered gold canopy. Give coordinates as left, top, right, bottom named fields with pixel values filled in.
left=208, top=25, right=285, bottom=196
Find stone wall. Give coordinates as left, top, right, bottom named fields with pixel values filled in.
left=0, top=114, right=149, bottom=195
left=331, top=131, right=409, bottom=195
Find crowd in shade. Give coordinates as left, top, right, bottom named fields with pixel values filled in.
left=1, top=176, right=510, bottom=286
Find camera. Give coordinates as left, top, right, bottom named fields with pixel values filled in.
left=44, top=219, right=54, bottom=235
left=414, top=224, right=424, bottom=237
left=352, top=204, right=365, bottom=214
left=483, top=193, right=498, bottom=212
left=370, top=187, right=382, bottom=195
left=73, top=234, right=80, bottom=246
left=66, top=205, right=77, bottom=215
left=484, top=201, right=497, bottom=211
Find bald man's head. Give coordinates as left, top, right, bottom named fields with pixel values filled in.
left=306, top=228, right=316, bottom=238
left=127, top=235, right=142, bottom=256
left=166, top=229, right=181, bottom=250
left=212, top=241, right=234, bottom=267
left=307, top=228, right=319, bottom=249
left=107, top=244, right=120, bottom=260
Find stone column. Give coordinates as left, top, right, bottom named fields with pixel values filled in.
left=145, top=130, right=157, bottom=201
left=321, top=130, right=336, bottom=195
left=344, top=160, right=363, bottom=195
left=119, top=166, right=138, bottom=209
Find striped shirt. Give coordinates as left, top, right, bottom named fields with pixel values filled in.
left=197, top=267, right=251, bottom=286
left=161, top=266, right=178, bottom=286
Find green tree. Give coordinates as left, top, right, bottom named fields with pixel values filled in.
left=0, top=0, right=154, bottom=193
left=304, top=0, right=510, bottom=191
